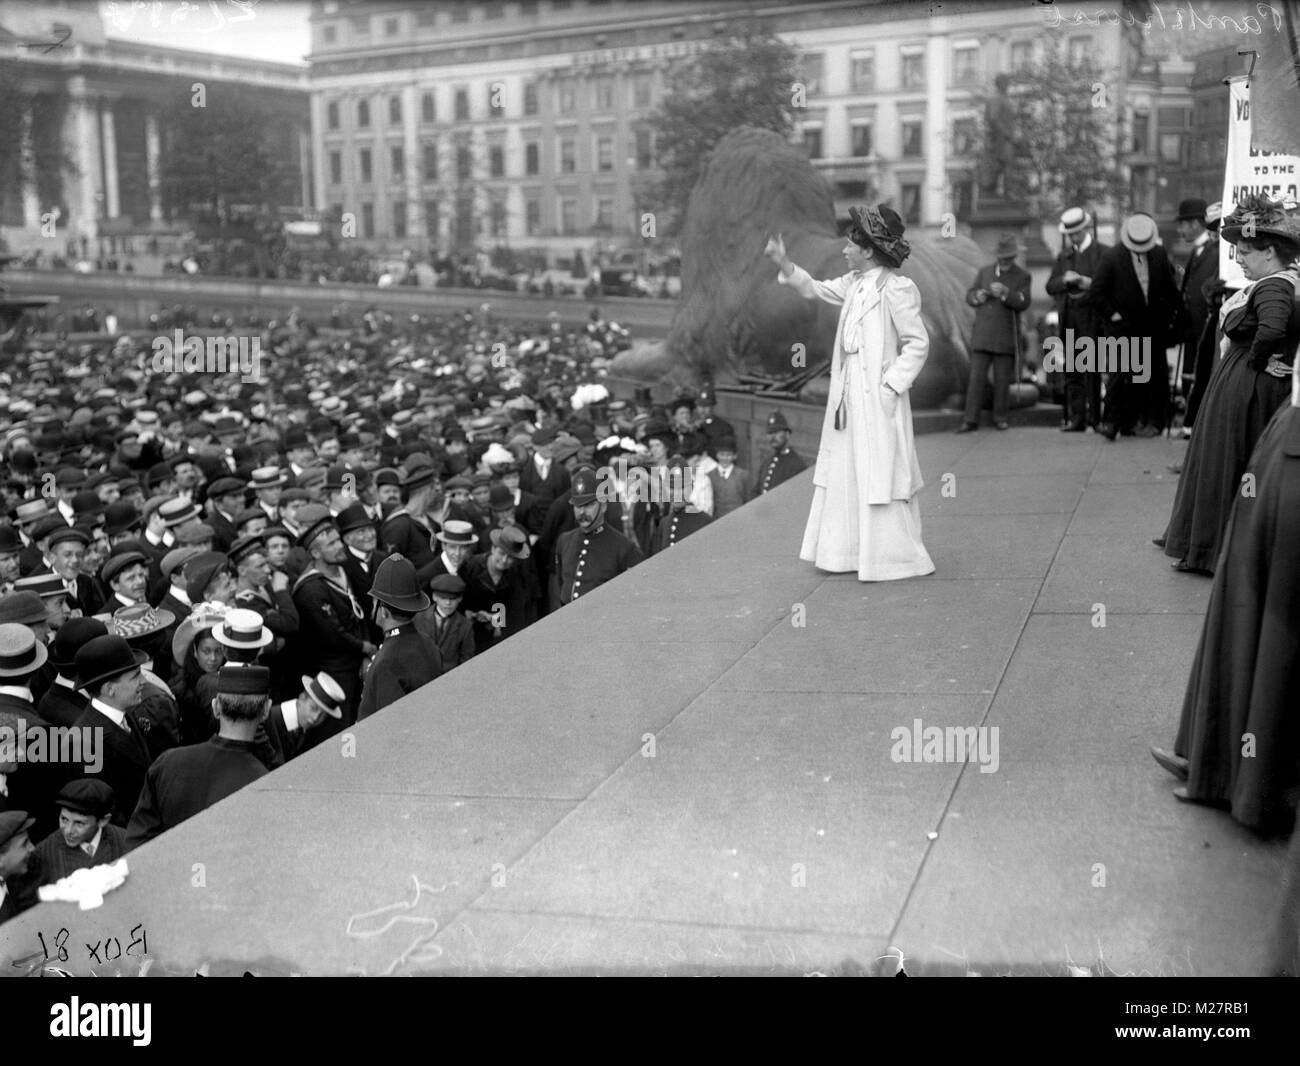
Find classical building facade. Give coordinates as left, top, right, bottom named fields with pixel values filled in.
left=0, top=0, right=309, bottom=252
left=308, top=0, right=1204, bottom=260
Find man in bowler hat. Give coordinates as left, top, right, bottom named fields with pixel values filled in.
left=957, top=234, right=1032, bottom=432
left=357, top=554, right=442, bottom=721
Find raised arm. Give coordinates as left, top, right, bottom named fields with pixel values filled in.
left=764, top=233, right=854, bottom=305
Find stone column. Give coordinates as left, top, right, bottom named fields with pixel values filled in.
left=19, top=101, right=42, bottom=230
left=100, top=99, right=121, bottom=220
left=924, top=33, right=948, bottom=226
left=309, top=92, right=327, bottom=217
left=145, top=111, right=163, bottom=222
left=403, top=83, right=420, bottom=248
left=66, top=78, right=103, bottom=241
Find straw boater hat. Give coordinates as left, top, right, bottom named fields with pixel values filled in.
left=299, top=671, right=345, bottom=720
left=1119, top=213, right=1159, bottom=254
left=212, top=607, right=273, bottom=651
left=1058, top=206, right=1092, bottom=235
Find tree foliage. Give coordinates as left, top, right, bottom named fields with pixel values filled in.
left=157, top=84, right=299, bottom=228
left=974, top=39, right=1126, bottom=220
left=649, top=28, right=800, bottom=236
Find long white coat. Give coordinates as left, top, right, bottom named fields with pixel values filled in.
left=779, top=264, right=928, bottom=504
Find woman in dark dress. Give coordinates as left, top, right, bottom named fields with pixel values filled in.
left=1160, top=196, right=1300, bottom=573
left=1151, top=360, right=1300, bottom=835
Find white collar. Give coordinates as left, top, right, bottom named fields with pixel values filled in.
left=90, top=697, right=128, bottom=730
left=440, top=551, right=459, bottom=574
left=170, top=585, right=192, bottom=606
left=1193, top=231, right=1211, bottom=250
left=80, top=826, right=104, bottom=857
left=0, top=684, right=33, bottom=702
left=54, top=673, right=78, bottom=690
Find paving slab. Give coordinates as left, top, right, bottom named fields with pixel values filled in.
left=473, top=690, right=987, bottom=936
left=1036, top=532, right=1212, bottom=614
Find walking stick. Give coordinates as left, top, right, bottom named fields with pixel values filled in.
left=1167, top=340, right=1185, bottom=440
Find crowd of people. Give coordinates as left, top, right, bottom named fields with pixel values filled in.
left=0, top=299, right=809, bottom=924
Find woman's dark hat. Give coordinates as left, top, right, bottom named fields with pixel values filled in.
left=1220, top=194, right=1300, bottom=245
left=847, top=203, right=911, bottom=267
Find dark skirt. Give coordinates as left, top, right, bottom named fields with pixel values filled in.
left=1163, top=343, right=1291, bottom=571
left=1173, top=402, right=1300, bottom=835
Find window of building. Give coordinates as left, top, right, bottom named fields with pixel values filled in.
left=802, top=128, right=823, bottom=159
left=349, top=15, right=369, bottom=34
left=596, top=136, right=613, bottom=171
left=485, top=2, right=504, bottom=17
left=525, top=197, right=540, bottom=236
left=519, top=1, right=538, bottom=14
left=423, top=143, right=438, bottom=180
left=1160, top=133, right=1182, bottom=163
left=456, top=144, right=472, bottom=181
left=901, top=119, right=923, bottom=157
left=389, top=96, right=401, bottom=125
left=489, top=144, right=505, bottom=177
left=390, top=146, right=404, bottom=181
left=360, top=202, right=374, bottom=237
left=594, top=76, right=614, bottom=111
left=559, top=137, right=575, bottom=173
left=489, top=197, right=506, bottom=236
left=425, top=200, right=439, bottom=238
left=951, top=117, right=977, bottom=156
left=488, top=85, right=504, bottom=118
left=851, top=122, right=873, bottom=157
left=798, top=52, right=824, bottom=95
left=357, top=99, right=370, bottom=127
left=850, top=50, right=875, bottom=92
left=559, top=198, right=576, bottom=235
left=392, top=201, right=407, bottom=237
left=328, top=151, right=341, bottom=185
left=633, top=72, right=652, bottom=109
left=455, top=88, right=469, bottom=121
left=1010, top=40, right=1034, bottom=70
left=384, top=16, right=399, bottom=36
left=952, top=45, right=979, bottom=86
left=901, top=48, right=925, bottom=89
left=327, top=101, right=339, bottom=129
left=524, top=82, right=538, bottom=115
left=1067, top=35, right=1090, bottom=66
left=422, top=92, right=435, bottom=122
left=557, top=80, right=575, bottom=114
left=322, top=24, right=336, bottom=43
left=899, top=184, right=921, bottom=224
left=416, top=9, right=436, bottom=27
left=1132, top=110, right=1150, bottom=153
left=634, top=128, right=653, bottom=169
left=359, top=147, right=372, bottom=183
left=594, top=197, right=614, bottom=230
left=450, top=1, right=469, bottom=23
left=525, top=142, right=539, bottom=175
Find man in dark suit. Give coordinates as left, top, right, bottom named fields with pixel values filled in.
left=1174, top=198, right=1223, bottom=429
left=1046, top=207, right=1111, bottom=431
left=958, top=233, right=1033, bottom=432
left=0, top=625, right=65, bottom=842
left=125, top=665, right=271, bottom=848
left=204, top=477, right=246, bottom=553
left=414, top=574, right=476, bottom=670
left=31, top=778, right=128, bottom=887
left=37, top=617, right=108, bottom=728
left=71, top=634, right=154, bottom=827
left=694, top=386, right=736, bottom=450
left=1090, top=212, right=1184, bottom=438
left=518, top=426, right=572, bottom=516
left=37, top=526, right=105, bottom=617
left=357, top=554, right=441, bottom=721
left=379, top=456, right=442, bottom=583
left=756, top=411, right=807, bottom=493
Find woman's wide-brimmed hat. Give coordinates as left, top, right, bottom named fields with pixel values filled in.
left=172, top=601, right=231, bottom=666
left=846, top=204, right=911, bottom=267
left=1220, top=193, right=1300, bottom=247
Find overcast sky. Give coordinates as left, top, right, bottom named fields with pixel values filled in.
left=100, top=0, right=312, bottom=65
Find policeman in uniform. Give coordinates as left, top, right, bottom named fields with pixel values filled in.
left=694, top=386, right=735, bottom=449
left=652, top=457, right=713, bottom=553
left=555, top=465, right=644, bottom=608
left=756, top=410, right=807, bottom=494
left=357, top=554, right=441, bottom=721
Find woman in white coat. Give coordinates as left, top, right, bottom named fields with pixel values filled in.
left=764, top=204, right=935, bottom=581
